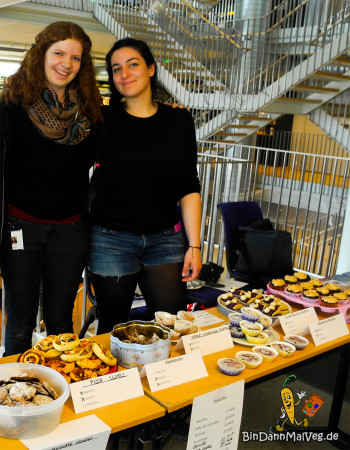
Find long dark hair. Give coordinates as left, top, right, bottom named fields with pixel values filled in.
left=1, top=21, right=102, bottom=125
left=106, top=38, right=158, bottom=108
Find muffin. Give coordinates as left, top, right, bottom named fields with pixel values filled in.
left=235, top=351, right=263, bottom=368
left=270, top=341, right=296, bottom=357
left=245, top=331, right=269, bottom=345
left=252, top=345, right=278, bottom=362
left=284, top=275, right=298, bottom=285
left=300, top=282, right=314, bottom=291
left=333, top=292, right=349, bottom=305
left=320, top=295, right=338, bottom=308
left=284, top=335, right=309, bottom=350
left=324, top=283, right=341, bottom=294
left=217, top=358, right=245, bottom=376
left=309, top=278, right=323, bottom=288
left=344, top=288, right=350, bottom=297
left=285, top=284, right=303, bottom=297
left=258, top=315, right=273, bottom=329
left=228, top=312, right=243, bottom=327
left=269, top=279, right=286, bottom=291
left=241, top=307, right=263, bottom=322
left=316, top=287, right=330, bottom=297
left=228, top=325, right=245, bottom=338
left=294, top=272, right=310, bottom=282
left=239, top=320, right=264, bottom=337
left=301, top=289, right=320, bottom=304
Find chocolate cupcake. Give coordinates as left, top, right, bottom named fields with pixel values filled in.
left=302, top=289, right=320, bottom=304
left=316, top=287, right=330, bottom=297
left=300, top=282, right=314, bottom=291
left=320, top=295, right=338, bottom=308
left=285, top=284, right=303, bottom=297
left=294, top=272, right=310, bottom=282
left=324, top=283, right=341, bottom=294
left=333, top=292, right=349, bottom=305
left=284, top=275, right=298, bottom=285
left=269, top=279, right=286, bottom=291
left=309, top=278, right=323, bottom=288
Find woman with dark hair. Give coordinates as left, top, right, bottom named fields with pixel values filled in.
left=0, top=21, right=102, bottom=355
left=88, top=38, right=202, bottom=333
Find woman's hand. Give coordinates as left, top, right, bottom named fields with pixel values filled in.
left=182, top=247, right=202, bottom=282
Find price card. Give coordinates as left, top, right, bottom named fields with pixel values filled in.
left=21, top=415, right=110, bottom=450
left=192, top=310, right=226, bottom=328
left=309, top=313, right=349, bottom=346
left=187, top=380, right=245, bottom=450
left=182, top=325, right=234, bottom=356
left=144, top=352, right=208, bottom=392
left=70, top=368, right=143, bottom=414
left=279, top=307, right=319, bottom=335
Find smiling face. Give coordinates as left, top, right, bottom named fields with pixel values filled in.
left=44, top=39, right=83, bottom=101
left=111, top=46, right=155, bottom=101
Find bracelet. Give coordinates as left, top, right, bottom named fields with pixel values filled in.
left=189, top=245, right=201, bottom=250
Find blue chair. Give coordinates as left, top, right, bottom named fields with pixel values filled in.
left=217, top=201, right=273, bottom=286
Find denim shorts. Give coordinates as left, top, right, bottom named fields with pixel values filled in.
left=88, top=225, right=185, bottom=277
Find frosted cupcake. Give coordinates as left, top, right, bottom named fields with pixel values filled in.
left=239, top=320, right=263, bottom=337
left=252, top=345, right=278, bottom=362
left=309, top=278, right=323, bottom=288
left=285, top=284, right=303, bottom=297
left=300, top=282, right=314, bottom=291
left=316, top=287, right=330, bottom=297
left=245, top=331, right=269, bottom=345
left=294, top=272, right=310, bottom=282
left=324, top=283, right=341, bottom=294
left=284, top=275, right=298, bottom=285
left=235, top=351, right=263, bottom=368
left=268, top=279, right=286, bottom=291
left=334, top=292, right=349, bottom=305
left=320, top=295, right=338, bottom=308
left=301, top=289, right=320, bottom=304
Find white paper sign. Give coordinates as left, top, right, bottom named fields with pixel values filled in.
left=309, top=313, right=349, bottom=346
left=192, top=310, right=226, bottom=328
left=70, top=367, right=143, bottom=414
left=182, top=325, right=234, bottom=356
left=21, top=415, right=111, bottom=450
left=187, top=380, right=245, bottom=450
left=279, top=307, right=319, bottom=335
left=144, top=352, right=208, bottom=392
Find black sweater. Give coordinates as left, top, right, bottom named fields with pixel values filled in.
left=1, top=103, right=95, bottom=220
left=93, top=103, right=200, bottom=233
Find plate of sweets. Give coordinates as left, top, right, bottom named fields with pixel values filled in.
left=154, top=310, right=201, bottom=343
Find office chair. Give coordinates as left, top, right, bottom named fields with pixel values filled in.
left=217, top=201, right=274, bottom=286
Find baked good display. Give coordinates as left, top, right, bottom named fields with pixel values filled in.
left=309, top=278, right=323, bottom=287
left=241, top=307, right=263, bottom=322
left=18, top=349, right=46, bottom=365
left=284, top=275, right=297, bottom=285
left=235, top=351, right=263, bottom=368
left=217, top=358, right=245, bottom=376
left=228, top=312, right=243, bottom=327
left=324, top=283, right=341, bottom=294
left=270, top=341, right=296, bottom=357
left=239, top=320, right=263, bottom=337
left=177, top=310, right=195, bottom=322
left=154, top=311, right=177, bottom=327
left=284, top=284, right=303, bottom=297
left=333, top=292, right=349, bottom=305
left=316, top=287, right=330, bottom=297
left=252, top=345, right=278, bottom=362
left=34, top=335, right=62, bottom=358
left=53, top=333, right=80, bottom=352
left=284, top=335, right=309, bottom=350
left=153, top=310, right=201, bottom=341
left=245, top=331, right=269, bottom=345
left=91, top=343, right=117, bottom=366
left=294, top=272, right=310, bottom=282
left=268, top=279, right=286, bottom=290
left=301, top=289, right=320, bottom=304
left=300, top=282, right=314, bottom=291
left=320, top=295, right=338, bottom=308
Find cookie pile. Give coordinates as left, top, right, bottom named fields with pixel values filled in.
left=18, top=334, right=117, bottom=383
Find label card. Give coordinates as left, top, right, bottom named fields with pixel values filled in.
left=70, top=367, right=143, bottom=414
left=279, top=307, right=319, bottom=335
left=187, top=380, right=245, bottom=450
left=144, top=352, right=208, bottom=392
left=11, top=229, right=24, bottom=250
left=192, top=310, right=226, bottom=328
left=182, top=326, right=234, bottom=356
left=309, top=313, right=349, bottom=346
left=21, top=415, right=111, bottom=450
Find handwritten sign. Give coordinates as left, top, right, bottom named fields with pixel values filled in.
left=182, top=326, right=234, bottom=356
left=144, top=352, right=208, bottom=392
left=309, top=313, right=349, bottom=346
left=192, top=310, right=226, bottom=328
left=187, top=380, right=245, bottom=450
left=70, top=368, right=143, bottom=414
left=279, top=307, right=319, bottom=335
left=21, top=415, right=111, bottom=450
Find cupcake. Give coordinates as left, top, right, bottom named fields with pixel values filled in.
left=301, top=289, right=320, bottom=304
left=252, top=345, right=278, bottom=362
left=235, top=351, right=263, bottom=368
left=284, top=335, right=309, bottom=350
left=300, top=282, right=314, bottom=291
left=294, top=272, right=310, bottom=282
left=228, top=325, right=245, bottom=338
left=245, top=331, right=269, bottom=345
left=324, top=283, right=341, bottom=294
left=239, top=320, right=263, bottom=337
left=258, top=314, right=273, bottom=329
left=320, top=295, right=338, bottom=308
left=344, top=288, right=350, bottom=297
left=228, top=312, right=243, bottom=327
left=316, top=287, right=330, bottom=297
left=269, top=279, right=286, bottom=291
left=309, top=278, right=323, bottom=288
left=333, top=292, right=349, bottom=305
left=218, top=358, right=245, bottom=376
left=241, top=307, right=263, bottom=322
left=285, top=284, right=303, bottom=297
left=270, top=341, right=296, bottom=357
left=284, top=275, right=298, bottom=285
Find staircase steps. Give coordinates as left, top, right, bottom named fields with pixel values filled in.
left=293, top=84, right=340, bottom=94
left=276, top=97, right=323, bottom=104
left=312, top=71, right=350, bottom=82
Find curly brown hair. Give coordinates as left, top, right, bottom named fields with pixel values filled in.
left=1, top=21, right=102, bottom=125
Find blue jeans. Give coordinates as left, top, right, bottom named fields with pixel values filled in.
left=1, top=216, right=90, bottom=355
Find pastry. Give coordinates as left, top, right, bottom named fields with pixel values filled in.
left=18, top=349, right=46, bottom=365
left=217, top=358, right=245, bottom=376
left=316, top=287, right=330, bottom=297
left=300, top=282, right=314, bottom=291
left=95, top=362, right=110, bottom=376
left=293, top=272, right=310, bottom=282
left=309, top=278, right=323, bottom=287
left=301, top=289, right=320, bottom=304
left=241, top=307, right=262, bottom=322
left=320, top=295, right=338, bottom=308
left=285, top=284, right=303, bottom=297
left=34, top=335, right=62, bottom=358
left=239, top=320, right=263, bottom=337
left=174, top=319, right=192, bottom=334
left=92, top=343, right=117, bottom=366
left=69, top=367, right=93, bottom=382
left=46, top=359, right=75, bottom=374
left=269, top=279, right=286, bottom=290
left=177, top=310, right=195, bottom=322
left=324, top=283, right=341, bottom=294
left=235, top=351, right=263, bottom=368
left=333, top=292, right=349, bottom=305
left=76, top=354, right=102, bottom=369
left=284, top=275, right=297, bottom=285
left=245, top=331, right=269, bottom=345
left=284, top=335, right=309, bottom=350
left=53, top=333, right=80, bottom=351
left=270, top=341, right=295, bottom=357
left=252, top=345, right=278, bottom=362
left=60, top=343, right=93, bottom=362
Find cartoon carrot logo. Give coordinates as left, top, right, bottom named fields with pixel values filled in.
left=276, top=374, right=308, bottom=431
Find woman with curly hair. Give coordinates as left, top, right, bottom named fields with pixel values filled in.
left=0, top=21, right=102, bottom=355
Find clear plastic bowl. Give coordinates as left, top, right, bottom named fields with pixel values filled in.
left=0, top=362, right=69, bottom=439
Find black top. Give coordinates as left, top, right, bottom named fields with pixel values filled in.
left=1, top=102, right=95, bottom=220
left=93, top=103, right=200, bottom=233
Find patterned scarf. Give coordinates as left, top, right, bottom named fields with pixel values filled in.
left=27, top=88, right=91, bottom=145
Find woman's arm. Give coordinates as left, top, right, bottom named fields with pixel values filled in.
left=180, top=192, right=202, bottom=282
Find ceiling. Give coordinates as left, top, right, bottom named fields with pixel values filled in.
left=0, top=1, right=117, bottom=78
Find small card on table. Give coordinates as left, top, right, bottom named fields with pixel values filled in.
left=70, top=367, right=143, bottom=414
left=279, top=307, right=319, bottom=335
left=191, top=310, right=225, bottom=328
left=142, top=351, right=208, bottom=392
left=309, top=313, right=349, bottom=346
left=182, top=325, right=234, bottom=356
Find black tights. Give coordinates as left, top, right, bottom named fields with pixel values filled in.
left=91, top=262, right=187, bottom=334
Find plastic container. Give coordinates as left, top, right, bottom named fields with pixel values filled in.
left=0, top=362, right=69, bottom=439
